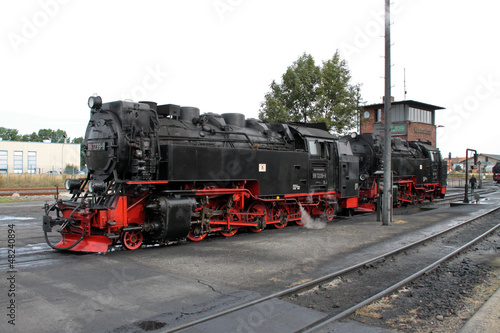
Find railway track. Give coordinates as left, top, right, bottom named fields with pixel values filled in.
left=437, top=187, right=496, bottom=203
left=163, top=205, right=500, bottom=332
left=0, top=187, right=59, bottom=197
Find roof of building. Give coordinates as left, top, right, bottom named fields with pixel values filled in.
left=460, top=153, right=500, bottom=163
left=483, top=154, right=500, bottom=160
left=444, top=157, right=465, bottom=164
left=363, top=100, right=445, bottom=111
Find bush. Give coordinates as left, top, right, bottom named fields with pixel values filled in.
left=64, top=164, right=79, bottom=175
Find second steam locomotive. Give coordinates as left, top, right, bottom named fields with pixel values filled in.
left=43, top=96, right=447, bottom=252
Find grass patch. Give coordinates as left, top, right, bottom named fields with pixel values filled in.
left=0, top=174, right=81, bottom=188
left=355, top=298, right=394, bottom=319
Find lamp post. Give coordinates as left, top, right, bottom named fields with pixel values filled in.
left=478, top=161, right=482, bottom=189
left=436, top=125, right=444, bottom=146
left=60, top=135, right=67, bottom=174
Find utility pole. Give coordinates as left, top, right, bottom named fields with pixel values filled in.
left=382, top=0, right=392, bottom=225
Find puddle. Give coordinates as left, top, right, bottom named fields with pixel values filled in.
left=0, top=216, right=35, bottom=221
left=137, top=320, right=167, bottom=331
left=420, top=206, right=439, bottom=211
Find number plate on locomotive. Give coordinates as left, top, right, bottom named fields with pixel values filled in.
left=88, top=142, right=106, bottom=151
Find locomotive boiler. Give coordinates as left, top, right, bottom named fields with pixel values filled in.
left=43, top=96, right=360, bottom=252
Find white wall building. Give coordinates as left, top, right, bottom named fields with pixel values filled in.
left=0, top=140, right=80, bottom=174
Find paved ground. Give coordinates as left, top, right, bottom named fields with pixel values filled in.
left=0, top=185, right=498, bottom=332
left=458, top=286, right=500, bottom=333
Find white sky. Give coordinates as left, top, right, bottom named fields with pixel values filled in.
left=1, top=0, right=499, bottom=158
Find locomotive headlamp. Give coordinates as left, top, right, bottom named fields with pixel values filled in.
left=89, top=180, right=105, bottom=193
left=65, top=178, right=83, bottom=191
left=88, top=95, right=102, bottom=109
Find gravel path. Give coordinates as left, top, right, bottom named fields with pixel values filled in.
left=351, top=228, right=500, bottom=332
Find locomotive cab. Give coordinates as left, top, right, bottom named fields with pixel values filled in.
left=411, top=141, right=447, bottom=187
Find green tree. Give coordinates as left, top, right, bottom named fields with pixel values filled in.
left=259, top=51, right=362, bottom=134
left=315, top=52, right=362, bottom=133
left=71, top=137, right=84, bottom=144
left=0, top=127, right=71, bottom=142
left=19, top=132, right=39, bottom=142
left=260, top=53, right=321, bottom=124
left=37, top=129, right=68, bottom=143
left=259, top=81, right=289, bottom=123
left=0, top=127, right=20, bottom=141
left=64, top=164, right=79, bottom=175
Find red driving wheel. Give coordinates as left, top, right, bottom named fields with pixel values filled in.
left=187, top=229, right=207, bottom=242
left=272, top=205, right=289, bottom=229
left=220, top=229, right=238, bottom=237
left=218, top=204, right=239, bottom=237
left=122, top=230, right=143, bottom=250
left=324, top=205, right=335, bottom=222
left=247, top=202, right=268, bottom=233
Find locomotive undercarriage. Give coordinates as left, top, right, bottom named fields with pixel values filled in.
left=355, top=176, right=446, bottom=212
left=43, top=179, right=340, bottom=252
left=186, top=189, right=339, bottom=241
left=394, top=178, right=441, bottom=206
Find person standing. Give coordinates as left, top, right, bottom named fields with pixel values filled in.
left=469, top=174, right=477, bottom=190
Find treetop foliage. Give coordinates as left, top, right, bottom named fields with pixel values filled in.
left=0, top=127, right=82, bottom=144
left=259, top=51, right=362, bottom=134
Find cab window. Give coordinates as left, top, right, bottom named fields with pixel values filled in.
left=308, top=139, right=330, bottom=159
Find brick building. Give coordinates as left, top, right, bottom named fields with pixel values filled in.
left=360, top=100, right=444, bottom=146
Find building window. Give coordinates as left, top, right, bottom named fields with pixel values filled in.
left=375, top=109, right=381, bottom=122
left=485, top=157, right=489, bottom=162
left=0, top=150, right=7, bottom=174
left=14, top=151, right=23, bottom=174
left=409, top=107, right=432, bottom=124
left=28, top=151, right=37, bottom=174
left=391, top=108, right=405, bottom=122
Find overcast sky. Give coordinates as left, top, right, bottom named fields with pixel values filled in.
left=1, top=0, right=499, bottom=158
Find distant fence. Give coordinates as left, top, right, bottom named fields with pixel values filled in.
left=447, top=176, right=492, bottom=188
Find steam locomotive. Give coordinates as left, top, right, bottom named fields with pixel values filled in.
left=346, top=133, right=447, bottom=211
left=493, top=161, right=500, bottom=183
left=42, top=96, right=446, bottom=252
left=43, top=96, right=360, bottom=252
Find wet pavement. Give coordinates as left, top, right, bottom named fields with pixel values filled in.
left=0, top=185, right=499, bottom=332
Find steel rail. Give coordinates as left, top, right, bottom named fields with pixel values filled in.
left=164, top=205, right=500, bottom=333
left=0, top=188, right=58, bottom=197
left=302, top=217, right=500, bottom=332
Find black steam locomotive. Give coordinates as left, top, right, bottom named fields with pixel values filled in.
left=347, top=133, right=447, bottom=211
left=43, top=96, right=360, bottom=252
left=43, top=97, right=447, bottom=252
left=493, top=161, right=500, bottom=183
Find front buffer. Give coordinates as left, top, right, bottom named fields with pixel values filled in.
left=43, top=186, right=196, bottom=253
left=43, top=195, right=140, bottom=253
